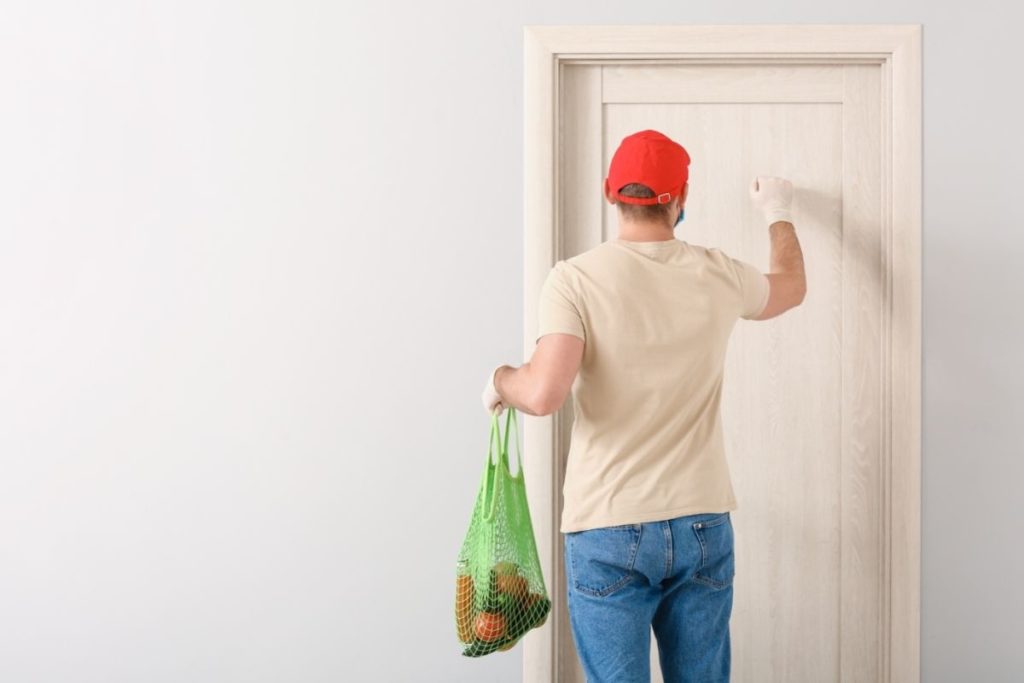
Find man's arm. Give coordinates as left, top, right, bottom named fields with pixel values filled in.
left=494, top=333, right=584, bottom=417
left=749, top=221, right=807, bottom=320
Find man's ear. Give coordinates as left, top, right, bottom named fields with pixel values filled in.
left=603, top=178, right=615, bottom=205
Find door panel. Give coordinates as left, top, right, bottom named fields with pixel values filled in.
left=603, top=64, right=844, bottom=102
left=558, top=62, right=883, bottom=682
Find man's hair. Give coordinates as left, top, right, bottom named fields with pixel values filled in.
left=612, top=183, right=675, bottom=224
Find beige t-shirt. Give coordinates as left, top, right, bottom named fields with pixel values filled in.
left=536, top=237, right=770, bottom=533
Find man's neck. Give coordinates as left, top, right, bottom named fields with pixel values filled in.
left=616, top=223, right=676, bottom=242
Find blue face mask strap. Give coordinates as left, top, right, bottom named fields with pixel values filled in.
left=675, top=206, right=685, bottom=226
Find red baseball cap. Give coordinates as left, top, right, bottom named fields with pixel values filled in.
left=605, top=129, right=691, bottom=205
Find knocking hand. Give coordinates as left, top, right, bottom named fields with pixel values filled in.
left=749, top=176, right=794, bottom=226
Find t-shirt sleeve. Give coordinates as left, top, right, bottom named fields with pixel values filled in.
left=536, top=261, right=586, bottom=344
left=732, top=257, right=770, bottom=320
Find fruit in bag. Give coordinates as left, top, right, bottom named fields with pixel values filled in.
left=474, top=611, right=506, bottom=642
left=455, top=573, right=474, bottom=643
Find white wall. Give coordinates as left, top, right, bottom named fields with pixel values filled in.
left=0, top=2, right=1021, bottom=681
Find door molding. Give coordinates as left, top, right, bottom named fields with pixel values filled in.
left=521, top=25, right=921, bottom=682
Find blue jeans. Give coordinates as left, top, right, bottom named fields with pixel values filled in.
left=562, top=511, right=735, bottom=683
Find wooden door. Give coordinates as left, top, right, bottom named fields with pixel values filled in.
left=555, top=61, right=885, bottom=682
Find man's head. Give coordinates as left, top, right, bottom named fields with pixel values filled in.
left=604, top=129, right=690, bottom=236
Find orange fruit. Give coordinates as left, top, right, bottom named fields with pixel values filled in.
left=496, top=574, right=529, bottom=600
left=474, top=611, right=507, bottom=642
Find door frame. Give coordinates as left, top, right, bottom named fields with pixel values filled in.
left=521, top=24, right=921, bottom=682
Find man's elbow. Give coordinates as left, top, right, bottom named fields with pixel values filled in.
left=530, top=387, right=566, bottom=417
left=794, top=279, right=807, bottom=306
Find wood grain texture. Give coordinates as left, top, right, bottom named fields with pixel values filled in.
left=888, top=26, right=922, bottom=683
left=603, top=64, right=844, bottom=103
left=840, top=63, right=884, bottom=682
left=522, top=26, right=557, bottom=683
left=554, top=62, right=603, bottom=683
left=525, top=24, right=920, bottom=57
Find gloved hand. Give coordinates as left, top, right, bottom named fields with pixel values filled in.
left=749, top=176, right=794, bottom=226
left=481, top=364, right=505, bottom=416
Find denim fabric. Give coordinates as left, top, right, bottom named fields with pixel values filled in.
left=562, top=511, right=735, bottom=683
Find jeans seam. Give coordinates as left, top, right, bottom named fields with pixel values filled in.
left=700, top=511, right=730, bottom=529
left=571, top=527, right=641, bottom=598
left=663, top=521, right=672, bottom=583
left=691, top=515, right=733, bottom=589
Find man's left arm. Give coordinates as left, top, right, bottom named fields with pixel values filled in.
left=488, top=333, right=584, bottom=417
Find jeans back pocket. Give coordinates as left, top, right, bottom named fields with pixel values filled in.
left=690, top=512, right=735, bottom=589
left=566, top=524, right=642, bottom=598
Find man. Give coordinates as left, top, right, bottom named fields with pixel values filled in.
left=481, top=129, right=806, bottom=682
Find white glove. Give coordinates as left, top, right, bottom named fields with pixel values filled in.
left=749, top=176, right=794, bottom=226
left=481, top=364, right=505, bottom=416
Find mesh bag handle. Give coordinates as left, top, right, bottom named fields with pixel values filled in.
left=481, top=409, right=503, bottom=522
left=483, top=408, right=524, bottom=522
left=501, top=407, right=522, bottom=478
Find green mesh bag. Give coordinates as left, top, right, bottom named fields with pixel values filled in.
left=455, top=407, right=551, bottom=657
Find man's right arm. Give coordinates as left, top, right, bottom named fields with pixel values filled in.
left=750, top=220, right=807, bottom=320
